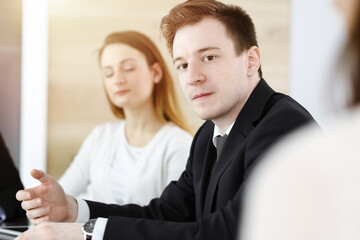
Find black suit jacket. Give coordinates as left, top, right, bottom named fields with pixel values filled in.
left=86, top=79, right=317, bottom=240
left=0, top=131, right=26, bottom=220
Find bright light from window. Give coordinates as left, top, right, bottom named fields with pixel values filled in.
left=20, top=0, right=49, bottom=187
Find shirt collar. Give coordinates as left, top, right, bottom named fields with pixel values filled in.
left=212, top=122, right=235, bottom=148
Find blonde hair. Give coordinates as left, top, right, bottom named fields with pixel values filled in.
left=98, top=31, right=192, bottom=134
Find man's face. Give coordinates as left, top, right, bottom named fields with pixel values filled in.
left=173, top=17, right=255, bottom=128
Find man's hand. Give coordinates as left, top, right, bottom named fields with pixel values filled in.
left=16, top=169, right=78, bottom=225
left=14, top=222, right=83, bottom=240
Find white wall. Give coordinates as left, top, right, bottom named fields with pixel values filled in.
left=290, top=0, right=346, bottom=126
left=20, top=0, right=48, bottom=188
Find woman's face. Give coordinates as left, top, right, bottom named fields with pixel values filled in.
left=100, top=43, right=160, bottom=110
left=334, top=0, right=358, bottom=32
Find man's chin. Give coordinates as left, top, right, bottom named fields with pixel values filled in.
left=194, top=111, right=216, bottom=121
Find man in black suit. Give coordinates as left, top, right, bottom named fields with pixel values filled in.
left=0, top=131, right=25, bottom=221
left=15, top=1, right=318, bottom=239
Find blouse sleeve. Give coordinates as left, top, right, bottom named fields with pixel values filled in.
left=59, top=125, right=102, bottom=196
left=163, top=128, right=193, bottom=185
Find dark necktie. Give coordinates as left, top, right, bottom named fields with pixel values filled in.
left=209, top=134, right=229, bottom=182
left=215, top=134, right=228, bottom=160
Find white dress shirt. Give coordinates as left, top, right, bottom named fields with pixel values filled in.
left=212, top=122, right=235, bottom=148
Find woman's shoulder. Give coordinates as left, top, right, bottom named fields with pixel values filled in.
left=161, top=122, right=193, bottom=139
left=147, top=123, right=193, bottom=155
left=151, top=123, right=193, bottom=148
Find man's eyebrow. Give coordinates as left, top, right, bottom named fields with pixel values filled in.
left=172, top=56, right=183, bottom=65
left=173, top=46, right=220, bottom=65
left=197, top=46, right=220, bottom=53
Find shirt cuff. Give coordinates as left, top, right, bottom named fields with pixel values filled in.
left=75, top=198, right=90, bottom=223
left=92, top=217, right=107, bottom=240
left=0, top=206, right=6, bottom=222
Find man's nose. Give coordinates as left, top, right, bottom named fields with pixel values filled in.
left=186, top=62, right=205, bottom=85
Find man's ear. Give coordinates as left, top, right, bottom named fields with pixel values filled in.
left=247, top=46, right=261, bottom=77
left=151, top=62, right=163, bottom=84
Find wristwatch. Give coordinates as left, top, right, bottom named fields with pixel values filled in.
left=82, top=218, right=97, bottom=240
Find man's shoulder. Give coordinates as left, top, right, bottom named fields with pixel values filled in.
left=270, top=93, right=314, bottom=119
left=257, top=92, right=318, bottom=132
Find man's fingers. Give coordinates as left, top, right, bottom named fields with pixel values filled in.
left=16, top=190, right=32, bottom=201
left=30, top=169, right=54, bottom=185
left=21, top=198, right=43, bottom=211
left=26, top=206, right=50, bottom=220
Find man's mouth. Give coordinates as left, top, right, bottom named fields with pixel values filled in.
left=192, top=92, right=213, bottom=100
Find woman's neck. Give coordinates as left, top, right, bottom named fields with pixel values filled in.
left=123, top=105, right=165, bottom=147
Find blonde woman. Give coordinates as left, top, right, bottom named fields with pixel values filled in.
left=59, top=31, right=192, bottom=205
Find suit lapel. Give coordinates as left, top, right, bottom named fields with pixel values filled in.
left=202, top=79, right=275, bottom=216
left=203, top=131, right=245, bottom=215
left=197, top=128, right=216, bottom=218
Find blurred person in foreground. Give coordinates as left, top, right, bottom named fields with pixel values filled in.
left=15, top=1, right=318, bottom=239
left=239, top=0, right=360, bottom=239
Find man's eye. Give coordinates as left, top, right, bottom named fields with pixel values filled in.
left=204, top=55, right=216, bottom=62
left=177, top=63, right=188, bottom=71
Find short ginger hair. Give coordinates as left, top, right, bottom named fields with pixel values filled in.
left=160, top=0, right=262, bottom=77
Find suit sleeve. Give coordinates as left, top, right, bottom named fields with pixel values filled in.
left=86, top=123, right=237, bottom=240
left=86, top=126, right=199, bottom=239
left=88, top=154, right=238, bottom=240
left=244, top=98, right=318, bottom=176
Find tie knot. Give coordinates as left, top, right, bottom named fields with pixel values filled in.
left=215, top=134, right=228, bottom=160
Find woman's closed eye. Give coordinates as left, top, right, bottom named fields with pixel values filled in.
left=122, top=64, right=136, bottom=72
left=103, top=68, right=114, bottom=78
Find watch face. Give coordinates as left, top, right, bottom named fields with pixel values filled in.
left=83, top=218, right=97, bottom=234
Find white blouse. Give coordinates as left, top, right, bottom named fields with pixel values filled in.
left=59, top=121, right=192, bottom=205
